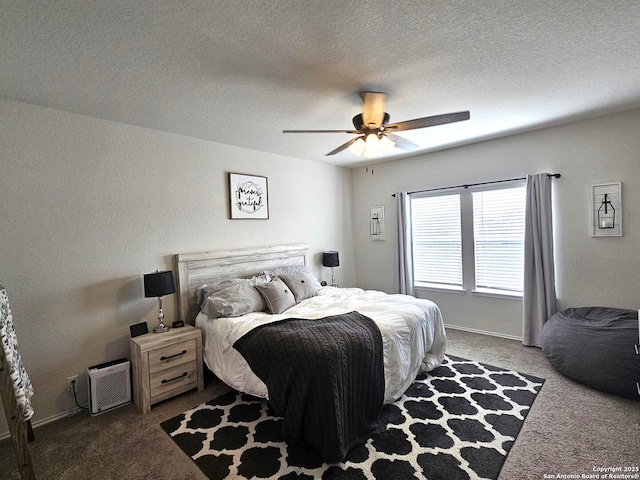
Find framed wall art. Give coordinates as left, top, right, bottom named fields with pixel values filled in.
left=591, top=182, right=621, bottom=237
left=370, top=206, right=386, bottom=241
left=228, top=173, right=269, bottom=219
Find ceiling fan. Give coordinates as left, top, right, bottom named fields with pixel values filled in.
left=283, top=91, right=470, bottom=161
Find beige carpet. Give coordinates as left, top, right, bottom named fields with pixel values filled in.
left=1, top=328, right=638, bottom=479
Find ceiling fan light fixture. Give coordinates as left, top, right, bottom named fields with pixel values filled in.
left=364, top=133, right=379, bottom=158
left=349, top=137, right=366, bottom=156
left=365, top=132, right=379, bottom=146
left=282, top=91, right=470, bottom=161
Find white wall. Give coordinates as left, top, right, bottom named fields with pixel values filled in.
left=352, top=108, right=640, bottom=338
left=3, top=99, right=639, bottom=437
left=0, top=98, right=354, bottom=435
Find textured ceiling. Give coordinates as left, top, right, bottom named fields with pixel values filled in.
left=2, top=1, right=640, bottom=168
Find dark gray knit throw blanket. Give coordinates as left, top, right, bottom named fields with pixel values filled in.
left=233, top=311, right=384, bottom=463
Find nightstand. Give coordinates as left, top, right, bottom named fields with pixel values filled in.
left=130, top=324, right=204, bottom=414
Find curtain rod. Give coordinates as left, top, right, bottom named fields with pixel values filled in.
left=391, top=173, right=561, bottom=197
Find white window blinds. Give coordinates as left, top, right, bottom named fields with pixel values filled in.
left=472, top=185, right=526, bottom=293
left=410, top=193, right=462, bottom=288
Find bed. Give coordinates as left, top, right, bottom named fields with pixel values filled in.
left=175, top=244, right=447, bottom=461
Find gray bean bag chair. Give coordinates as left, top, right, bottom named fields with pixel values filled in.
left=540, top=307, right=640, bottom=400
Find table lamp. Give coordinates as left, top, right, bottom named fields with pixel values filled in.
left=144, top=270, right=176, bottom=333
left=322, top=251, right=339, bottom=287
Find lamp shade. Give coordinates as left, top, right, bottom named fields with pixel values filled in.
left=322, top=251, right=340, bottom=268
left=144, top=270, right=176, bottom=298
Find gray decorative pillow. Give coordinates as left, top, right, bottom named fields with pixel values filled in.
left=201, top=281, right=266, bottom=318
left=264, top=265, right=323, bottom=291
left=279, top=273, right=319, bottom=303
left=255, top=277, right=297, bottom=314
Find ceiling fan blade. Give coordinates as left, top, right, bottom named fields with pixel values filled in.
left=361, top=91, right=386, bottom=128
left=386, top=111, right=470, bottom=132
left=384, top=133, right=418, bottom=151
left=282, top=129, right=359, bottom=134
left=325, top=137, right=361, bottom=156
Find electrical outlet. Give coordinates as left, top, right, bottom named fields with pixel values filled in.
left=67, top=375, right=79, bottom=394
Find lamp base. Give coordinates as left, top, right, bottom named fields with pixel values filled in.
left=153, top=324, right=171, bottom=334
left=153, top=305, right=171, bottom=333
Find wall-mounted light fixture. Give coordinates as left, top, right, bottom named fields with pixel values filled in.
left=591, top=182, right=622, bottom=237
left=597, top=193, right=615, bottom=229
left=370, top=206, right=386, bottom=241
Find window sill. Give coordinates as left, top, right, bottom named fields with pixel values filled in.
left=415, top=283, right=466, bottom=295
left=471, top=288, right=522, bottom=300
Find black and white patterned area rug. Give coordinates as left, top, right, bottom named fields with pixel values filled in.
left=161, top=355, right=544, bottom=480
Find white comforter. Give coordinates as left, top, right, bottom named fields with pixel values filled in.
left=196, top=287, right=447, bottom=404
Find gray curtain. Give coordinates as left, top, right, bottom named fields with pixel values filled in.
left=522, top=174, right=557, bottom=346
left=395, top=192, right=415, bottom=296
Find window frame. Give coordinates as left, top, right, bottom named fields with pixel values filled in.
left=410, top=179, right=526, bottom=300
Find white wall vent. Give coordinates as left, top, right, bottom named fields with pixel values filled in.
left=87, top=358, right=131, bottom=416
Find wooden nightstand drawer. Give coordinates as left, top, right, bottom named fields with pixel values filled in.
left=150, top=362, right=197, bottom=398
left=130, top=324, right=204, bottom=413
left=149, top=339, right=196, bottom=374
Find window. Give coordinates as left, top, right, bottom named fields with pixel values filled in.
left=411, top=193, right=462, bottom=289
left=410, top=181, right=526, bottom=296
left=472, top=186, right=526, bottom=293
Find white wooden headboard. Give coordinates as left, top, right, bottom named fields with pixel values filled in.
left=174, top=244, right=310, bottom=324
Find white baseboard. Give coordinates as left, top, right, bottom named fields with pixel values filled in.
left=445, top=323, right=522, bottom=342
left=0, top=407, right=83, bottom=441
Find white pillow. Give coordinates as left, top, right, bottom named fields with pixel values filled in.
left=197, top=274, right=268, bottom=305
left=200, top=281, right=266, bottom=318
left=197, top=279, right=244, bottom=305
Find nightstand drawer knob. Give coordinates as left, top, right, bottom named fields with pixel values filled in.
left=160, top=350, right=187, bottom=361
left=161, top=372, right=188, bottom=384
